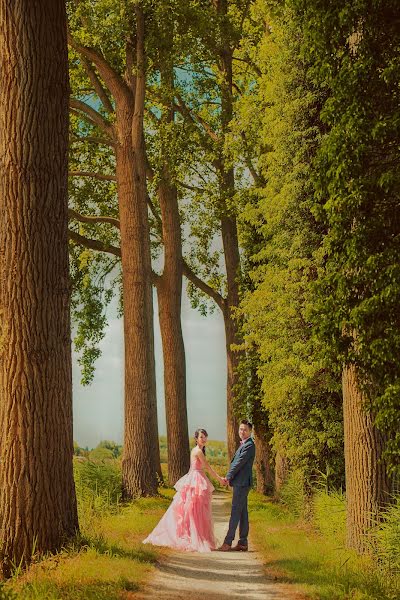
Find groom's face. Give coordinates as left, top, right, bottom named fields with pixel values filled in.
left=238, top=423, right=251, bottom=441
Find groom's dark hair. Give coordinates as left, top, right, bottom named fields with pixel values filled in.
left=240, top=419, right=253, bottom=429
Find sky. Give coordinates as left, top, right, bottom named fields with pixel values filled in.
left=72, top=286, right=227, bottom=449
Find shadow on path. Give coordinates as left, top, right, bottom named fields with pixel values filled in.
left=134, top=492, right=306, bottom=600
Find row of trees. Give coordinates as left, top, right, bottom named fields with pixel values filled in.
left=66, top=0, right=400, bottom=557
left=234, top=0, right=400, bottom=554
left=0, top=0, right=398, bottom=578
left=0, top=0, right=255, bottom=575
left=67, top=0, right=260, bottom=492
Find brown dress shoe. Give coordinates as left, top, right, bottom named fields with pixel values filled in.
left=232, top=543, right=248, bottom=551
left=217, top=543, right=232, bottom=552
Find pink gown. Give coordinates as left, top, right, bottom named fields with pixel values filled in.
left=143, top=454, right=216, bottom=552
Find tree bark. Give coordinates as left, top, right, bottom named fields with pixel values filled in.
left=116, top=99, right=160, bottom=498
left=215, top=0, right=242, bottom=459
left=252, top=400, right=274, bottom=495
left=116, top=4, right=160, bottom=497
left=157, top=179, right=190, bottom=485
left=154, top=42, right=190, bottom=485
left=0, top=0, right=78, bottom=577
left=275, top=450, right=289, bottom=496
left=254, top=428, right=274, bottom=495
left=223, top=302, right=241, bottom=458
left=343, top=363, right=391, bottom=553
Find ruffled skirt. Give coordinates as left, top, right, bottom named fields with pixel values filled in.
left=143, top=469, right=216, bottom=552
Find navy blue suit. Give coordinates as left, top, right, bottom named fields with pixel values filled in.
left=224, top=437, right=255, bottom=546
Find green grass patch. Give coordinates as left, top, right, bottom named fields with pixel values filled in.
left=5, top=496, right=172, bottom=599
left=3, top=440, right=230, bottom=599
left=4, top=458, right=175, bottom=600
left=249, top=491, right=400, bottom=600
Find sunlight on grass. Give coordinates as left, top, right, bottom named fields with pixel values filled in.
left=9, top=550, right=150, bottom=599
left=4, top=495, right=171, bottom=599
left=4, top=457, right=175, bottom=600
left=249, top=491, right=400, bottom=600
left=3, top=442, right=229, bottom=600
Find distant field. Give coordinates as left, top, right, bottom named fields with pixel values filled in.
left=73, top=437, right=230, bottom=487
left=159, top=436, right=229, bottom=483
left=159, top=436, right=228, bottom=464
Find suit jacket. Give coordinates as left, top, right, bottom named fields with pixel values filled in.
left=226, top=437, right=255, bottom=487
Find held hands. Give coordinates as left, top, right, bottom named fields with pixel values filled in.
left=218, top=476, right=229, bottom=487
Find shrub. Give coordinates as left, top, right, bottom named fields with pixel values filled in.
left=313, top=487, right=346, bottom=547
left=373, top=495, right=400, bottom=574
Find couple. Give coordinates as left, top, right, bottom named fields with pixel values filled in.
left=143, top=420, right=255, bottom=553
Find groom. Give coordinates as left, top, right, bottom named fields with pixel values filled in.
left=218, top=419, right=256, bottom=552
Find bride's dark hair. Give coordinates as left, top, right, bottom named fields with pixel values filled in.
left=194, top=428, right=208, bottom=455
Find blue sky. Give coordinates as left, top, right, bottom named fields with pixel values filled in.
left=72, top=285, right=227, bottom=449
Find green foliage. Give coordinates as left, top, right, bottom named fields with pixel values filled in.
left=237, top=3, right=344, bottom=486
left=313, top=487, right=346, bottom=547
left=290, top=0, right=400, bottom=470
left=70, top=250, right=119, bottom=385
left=278, top=471, right=311, bottom=519
left=373, top=495, right=400, bottom=574
left=0, top=583, right=16, bottom=600
left=73, top=457, right=122, bottom=532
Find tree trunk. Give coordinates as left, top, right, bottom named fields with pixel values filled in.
left=155, top=47, right=190, bottom=485
left=116, top=143, right=161, bottom=497
left=157, top=179, right=190, bottom=485
left=0, top=0, right=78, bottom=577
left=254, top=429, right=274, bottom=495
left=116, top=105, right=160, bottom=497
left=252, top=401, right=274, bottom=495
left=275, top=450, right=289, bottom=496
left=219, top=54, right=241, bottom=460
left=223, top=303, right=241, bottom=458
left=216, top=1, right=242, bottom=459
left=343, top=363, right=391, bottom=553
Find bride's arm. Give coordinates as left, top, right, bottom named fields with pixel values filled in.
left=195, top=450, right=225, bottom=484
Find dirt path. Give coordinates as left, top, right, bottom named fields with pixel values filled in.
left=135, top=492, right=304, bottom=600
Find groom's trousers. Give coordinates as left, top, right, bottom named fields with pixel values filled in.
left=224, top=485, right=251, bottom=546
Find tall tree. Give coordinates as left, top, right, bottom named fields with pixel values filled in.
left=237, top=2, right=345, bottom=496
left=0, top=0, right=78, bottom=576
left=151, top=8, right=190, bottom=484
left=67, top=0, right=202, bottom=486
left=68, top=0, right=161, bottom=497
left=174, top=0, right=259, bottom=459
left=213, top=0, right=243, bottom=459
left=293, top=0, right=399, bottom=551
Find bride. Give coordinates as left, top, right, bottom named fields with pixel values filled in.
left=143, top=428, right=225, bottom=552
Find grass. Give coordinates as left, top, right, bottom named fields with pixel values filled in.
left=3, top=496, right=172, bottom=599
left=3, top=437, right=228, bottom=600
left=6, top=438, right=398, bottom=600
left=3, top=460, right=175, bottom=600
left=249, top=490, right=400, bottom=600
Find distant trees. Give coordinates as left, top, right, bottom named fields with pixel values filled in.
left=0, top=0, right=78, bottom=576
